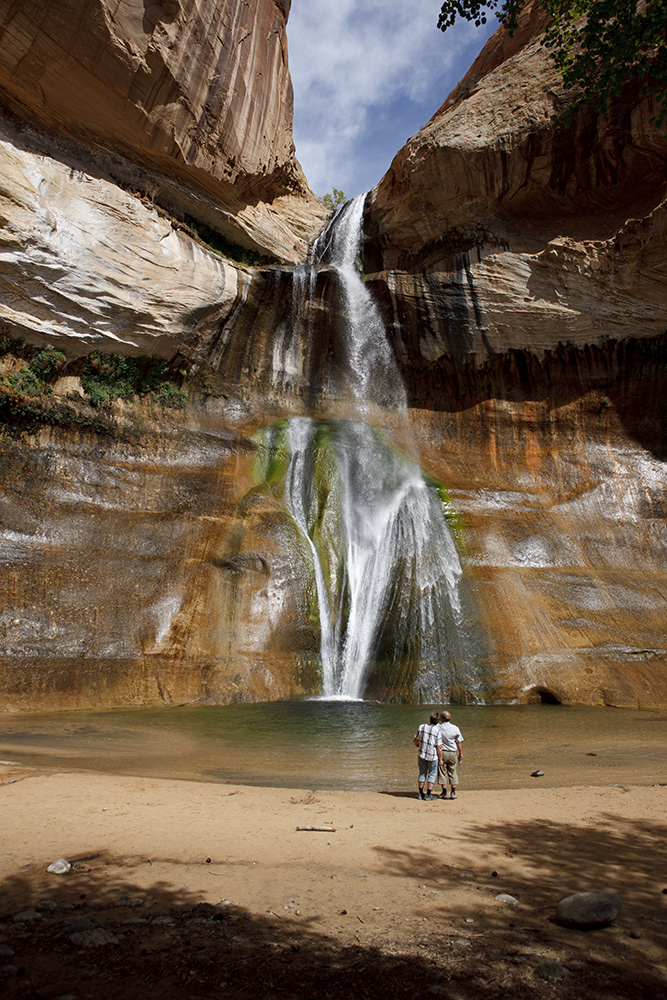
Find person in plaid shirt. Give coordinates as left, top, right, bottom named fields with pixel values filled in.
left=413, top=712, right=443, bottom=800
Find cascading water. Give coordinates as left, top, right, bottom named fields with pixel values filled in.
left=255, top=195, right=477, bottom=701
left=310, top=196, right=408, bottom=416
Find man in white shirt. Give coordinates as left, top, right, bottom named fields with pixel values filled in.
left=436, top=710, right=464, bottom=800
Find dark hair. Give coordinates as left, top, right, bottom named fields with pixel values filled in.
left=429, top=712, right=440, bottom=725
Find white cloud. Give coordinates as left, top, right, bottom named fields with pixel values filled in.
left=287, top=0, right=496, bottom=197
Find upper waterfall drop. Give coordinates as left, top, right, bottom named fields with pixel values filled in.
left=310, top=195, right=408, bottom=417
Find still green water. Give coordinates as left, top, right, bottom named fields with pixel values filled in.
left=1, top=701, right=666, bottom=792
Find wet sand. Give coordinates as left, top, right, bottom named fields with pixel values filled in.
left=1, top=763, right=666, bottom=999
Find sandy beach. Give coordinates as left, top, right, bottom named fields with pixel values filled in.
left=1, top=763, right=666, bottom=999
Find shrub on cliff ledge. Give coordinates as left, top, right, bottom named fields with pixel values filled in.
left=438, top=0, right=667, bottom=123
left=0, top=343, right=65, bottom=398
left=81, top=353, right=187, bottom=408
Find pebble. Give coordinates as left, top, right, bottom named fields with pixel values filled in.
left=427, top=987, right=440, bottom=995
left=465, top=918, right=474, bottom=923
left=2, top=965, right=19, bottom=976
left=46, top=859, right=71, bottom=875
left=536, top=959, right=566, bottom=981
left=459, top=872, right=474, bottom=879
left=36, top=900, right=58, bottom=912
left=0, top=945, right=15, bottom=957
left=556, top=890, right=622, bottom=929
left=122, top=917, right=148, bottom=925
left=69, top=928, right=120, bottom=947
left=13, top=910, right=42, bottom=923
left=495, top=894, right=518, bottom=905
left=191, top=903, right=219, bottom=919
left=152, top=916, right=175, bottom=926
left=59, top=916, right=100, bottom=936
left=531, top=770, right=544, bottom=778
left=114, top=896, right=144, bottom=908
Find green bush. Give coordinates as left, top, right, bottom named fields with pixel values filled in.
left=29, top=345, right=66, bottom=380
left=0, top=343, right=66, bottom=398
left=81, top=352, right=187, bottom=408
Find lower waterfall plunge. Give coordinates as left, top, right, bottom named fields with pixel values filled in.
left=255, top=418, right=471, bottom=700
left=254, top=195, right=481, bottom=701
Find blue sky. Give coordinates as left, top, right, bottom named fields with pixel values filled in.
left=286, top=0, right=497, bottom=199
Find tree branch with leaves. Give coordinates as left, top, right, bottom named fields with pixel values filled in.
left=437, top=0, right=667, bottom=124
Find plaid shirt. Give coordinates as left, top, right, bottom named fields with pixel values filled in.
left=414, top=723, right=441, bottom=762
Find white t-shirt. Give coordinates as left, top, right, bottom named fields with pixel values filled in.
left=437, top=721, right=463, bottom=753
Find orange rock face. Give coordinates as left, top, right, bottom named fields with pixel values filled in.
left=362, top=9, right=667, bottom=707
left=1, top=3, right=666, bottom=711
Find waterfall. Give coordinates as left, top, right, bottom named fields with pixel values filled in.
left=256, top=194, right=473, bottom=701
left=311, top=196, right=408, bottom=416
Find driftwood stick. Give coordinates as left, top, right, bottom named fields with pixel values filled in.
left=295, top=825, right=336, bottom=832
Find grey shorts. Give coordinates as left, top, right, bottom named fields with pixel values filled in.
left=437, top=751, right=459, bottom=787
left=418, top=756, right=438, bottom=784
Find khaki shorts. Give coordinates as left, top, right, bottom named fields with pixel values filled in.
left=437, top=750, right=459, bottom=788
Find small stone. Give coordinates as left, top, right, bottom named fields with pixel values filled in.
left=465, top=918, right=474, bottom=923
left=46, top=859, right=71, bottom=875
left=2, top=965, right=19, bottom=976
left=536, top=959, right=566, bottom=981
left=427, top=987, right=440, bottom=995
left=191, top=903, right=218, bottom=919
left=13, top=910, right=42, bottom=923
left=152, top=916, right=175, bottom=926
left=59, top=916, right=100, bottom=936
left=69, top=927, right=120, bottom=947
left=0, top=945, right=15, bottom=958
left=629, top=930, right=641, bottom=939
left=556, top=890, right=622, bottom=930
left=459, top=872, right=474, bottom=879
left=495, top=894, right=518, bottom=905
left=122, top=917, right=148, bottom=925
left=36, top=900, right=58, bottom=912
left=531, top=770, right=544, bottom=778
left=115, top=896, right=144, bottom=907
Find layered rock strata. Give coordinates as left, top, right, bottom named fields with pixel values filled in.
left=0, top=0, right=325, bottom=262
left=360, top=7, right=667, bottom=706
left=1, top=3, right=667, bottom=711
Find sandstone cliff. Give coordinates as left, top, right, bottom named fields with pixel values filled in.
left=1, top=3, right=666, bottom=712
left=0, top=0, right=325, bottom=264
left=362, top=7, right=667, bottom=708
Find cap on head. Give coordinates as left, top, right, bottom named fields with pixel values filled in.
left=440, top=711, right=451, bottom=722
